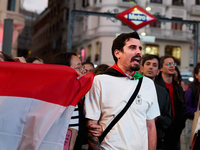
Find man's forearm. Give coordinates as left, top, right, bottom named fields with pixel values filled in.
left=88, top=132, right=105, bottom=150
left=147, top=120, right=157, bottom=150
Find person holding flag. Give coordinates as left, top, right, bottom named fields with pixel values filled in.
left=0, top=54, right=94, bottom=150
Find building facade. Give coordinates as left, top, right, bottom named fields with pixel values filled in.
left=32, top=0, right=200, bottom=72
left=17, top=8, right=38, bottom=58
left=70, top=0, right=200, bottom=73
left=0, top=0, right=25, bottom=57
left=32, top=0, right=66, bottom=63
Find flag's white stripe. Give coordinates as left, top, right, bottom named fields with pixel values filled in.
left=0, top=96, right=75, bottom=150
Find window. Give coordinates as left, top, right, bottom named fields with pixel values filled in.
left=122, top=0, right=136, bottom=2
left=73, top=3, right=76, bottom=10
left=95, top=42, right=100, bottom=62
left=7, top=0, right=15, bottom=11
left=165, top=46, right=181, bottom=65
left=94, top=0, right=102, bottom=4
left=66, top=8, right=69, bottom=21
left=144, top=44, right=159, bottom=55
left=149, top=20, right=161, bottom=28
left=171, top=17, right=182, bottom=30
left=150, top=0, right=162, bottom=4
left=82, top=0, right=89, bottom=7
left=81, top=48, right=87, bottom=62
left=196, top=0, right=200, bottom=5
left=172, top=0, right=184, bottom=6
left=86, top=45, right=92, bottom=62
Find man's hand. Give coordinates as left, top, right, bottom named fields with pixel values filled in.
left=88, top=124, right=103, bottom=137
left=87, top=119, right=105, bottom=150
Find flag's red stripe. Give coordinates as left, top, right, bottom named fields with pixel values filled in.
left=0, top=62, right=94, bottom=107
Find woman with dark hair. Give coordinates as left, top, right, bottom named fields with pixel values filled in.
left=52, top=52, right=102, bottom=150
left=174, top=66, right=186, bottom=91
left=93, top=64, right=109, bottom=75
left=52, top=52, right=86, bottom=79
left=0, top=52, right=14, bottom=62
left=184, top=62, right=200, bottom=150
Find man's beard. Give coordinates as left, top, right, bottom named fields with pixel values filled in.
left=130, top=64, right=140, bottom=71
left=129, top=54, right=141, bottom=71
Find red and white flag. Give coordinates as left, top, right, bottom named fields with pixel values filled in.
left=0, top=61, right=94, bottom=150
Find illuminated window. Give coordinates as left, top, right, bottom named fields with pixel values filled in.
left=145, top=44, right=159, bottom=55
left=165, top=46, right=181, bottom=65
left=81, top=48, right=87, bottom=62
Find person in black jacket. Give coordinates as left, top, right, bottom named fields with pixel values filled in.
left=140, top=54, right=173, bottom=150
left=154, top=55, right=186, bottom=150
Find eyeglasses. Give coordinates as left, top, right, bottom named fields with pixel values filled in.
left=74, top=65, right=85, bottom=72
left=165, top=62, right=176, bottom=66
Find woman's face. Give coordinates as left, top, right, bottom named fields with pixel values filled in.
left=70, top=55, right=86, bottom=79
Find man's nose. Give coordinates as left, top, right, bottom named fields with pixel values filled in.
left=149, top=64, right=153, bottom=68
left=136, top=47, right=142, bottom=55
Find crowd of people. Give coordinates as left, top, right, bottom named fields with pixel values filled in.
left=0, top=31, right=200, bottom=150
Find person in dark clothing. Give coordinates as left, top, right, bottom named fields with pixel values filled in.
left=184, top=62, right=200, bottom=150
left=174, top=66, right=186, bottom=92
left=155, top=55, right=186, bottom=150
left=93, top=64, right=109, bottom=75
left=140, top=54, right=173, bottom=150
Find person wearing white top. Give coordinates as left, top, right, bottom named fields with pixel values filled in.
left=84, top=32, right=160, bottom=150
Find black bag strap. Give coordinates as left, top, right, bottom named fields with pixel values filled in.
left=98, top=77, right=143, bottom=143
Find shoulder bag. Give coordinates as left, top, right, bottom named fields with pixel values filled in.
left=98, top=77, right=143, bottom=143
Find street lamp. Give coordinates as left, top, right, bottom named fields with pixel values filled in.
left=146, top=6, right=151, bottom=11
left=141, top=32, right=146, bottom=36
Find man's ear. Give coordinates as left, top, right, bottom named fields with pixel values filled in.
left=114, top=49, right=121, bottom=59
left=139, top=66, right=144, bottom=75
left=157, top=69, right=160, bottom=75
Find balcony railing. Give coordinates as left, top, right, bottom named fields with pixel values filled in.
left=73, top=25, right=194, bottom=45
left=146, top=27, right=193, bottom=42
